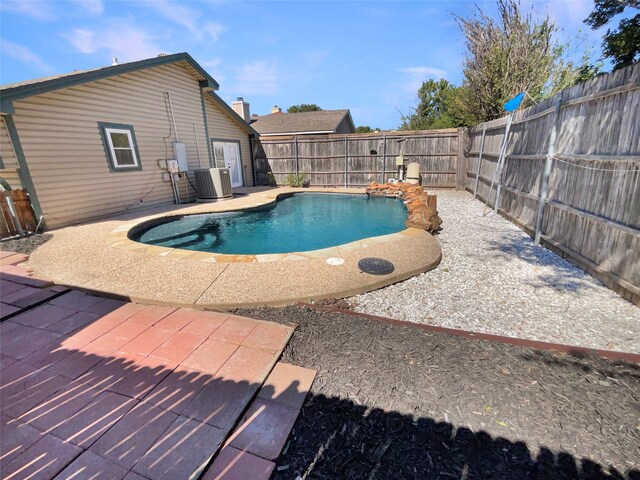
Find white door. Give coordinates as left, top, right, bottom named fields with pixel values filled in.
left=212, top=141, right=243, bottom=188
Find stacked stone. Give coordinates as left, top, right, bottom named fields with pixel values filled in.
left=365, top=182, right=442, bottom=232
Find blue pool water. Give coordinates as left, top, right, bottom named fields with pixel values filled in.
left=130, top=193, right=407, bottom=255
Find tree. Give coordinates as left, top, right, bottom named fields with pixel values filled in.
left=355, top=126, right=381, bottom=133
left=455, top=0, right=596, bottom=124
left=399, top=79, right=468, bottom=130
left=287, top=104, right=322, bottom=113
left=585, top=0, right=639, bottom=69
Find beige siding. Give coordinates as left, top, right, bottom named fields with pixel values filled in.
left=335, top=117, right=354, bottom=134
left=0, top=169, right=22, bottom=189
left=12, top=62, right=210, bottom=228
left=204, top=95, right=254, bottom=186
left=0, top=117, right=19, bottom=169
left=0, top=118, right=21, bottom=189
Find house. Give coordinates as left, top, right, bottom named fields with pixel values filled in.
left=0, top=52, right=258, bottom=230
left=248, top=105, right=355, bottom=136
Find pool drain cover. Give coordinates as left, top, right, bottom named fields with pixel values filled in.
left=326, top=257, right=345, bottom=266
left=358, top=257, right=395, bottom=275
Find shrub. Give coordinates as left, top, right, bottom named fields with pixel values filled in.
left=267, top=172, right=277, bottom=187
left=284, top=173, right=308, bottom=187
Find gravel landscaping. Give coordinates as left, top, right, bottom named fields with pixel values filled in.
left=0, top=233, right=52, bottom=254
left=352, top=191, right=640, bottom=354
left=235, top=305, right=640, bottom=479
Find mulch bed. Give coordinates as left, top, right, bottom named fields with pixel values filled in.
left=232, top=305, right=640, bottom=480
left=0, top=233, right=52, bottom=254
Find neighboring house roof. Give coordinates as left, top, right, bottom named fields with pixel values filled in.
left=0, top=52, right=258, bottom=136
left=251, top=109, right=355, bottom=136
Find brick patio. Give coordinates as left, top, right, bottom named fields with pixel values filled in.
left=0, top=256, right=315, bottom=480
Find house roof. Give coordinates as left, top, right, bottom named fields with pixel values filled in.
left=251, top=109, right=355, bottom=135
left=0, top=52, right=258, bottom=135
left=1, top=52, right=218, bottom=100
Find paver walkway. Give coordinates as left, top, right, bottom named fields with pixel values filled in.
left=0, top=255, right=313, bottom=480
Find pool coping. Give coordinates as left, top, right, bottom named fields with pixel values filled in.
left=27, top=187, right=442, bottom=309
left=105, top=190, right=416, bottom=263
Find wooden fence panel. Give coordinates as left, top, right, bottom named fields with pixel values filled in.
left=0, top=189, right=37, bottom=238
left=254, top=130, right=461, bottom=189
left=465, top=63, right=640, bottom=303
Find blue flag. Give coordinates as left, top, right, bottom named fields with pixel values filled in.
left=504, top=92, right=525, bottom=112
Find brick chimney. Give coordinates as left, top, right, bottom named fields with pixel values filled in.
left=232, top=97, right=251, bottom=122
left=271, top=105, right=282, bottom=114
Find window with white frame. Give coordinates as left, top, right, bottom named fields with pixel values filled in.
left=98, top=123, right=141, bottom=171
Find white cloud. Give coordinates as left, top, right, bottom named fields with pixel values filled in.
left=0, top=0, right=56, bottom=21
left=299, top=49, right=328, bottom=66
left=201, top=57, right=224, bottom=82
left=203, top=22, right=226, bottom=43
left=231, top=61, right=279, bottom=96
left=1, top=39, right=53, bottom=73
left=73, top=0, right=104, bottom=16
left=142, top=1, right=226, bottom=43
left=202, top=57, right=223, bottom=69
left=144, top=0, right=201, bottom=38
left=66, top=29, right=96, bottom=54
left=400, top=66, right=447, bottom=79
left=399, top=66, right=448, bottom=95
left=65, top=24, right=162, bottom=62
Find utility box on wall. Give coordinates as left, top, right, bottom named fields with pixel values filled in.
left=172, top=142, right=189, bottom=172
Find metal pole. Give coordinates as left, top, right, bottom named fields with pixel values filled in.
left=492, top=113, right=514, bottom=213
left=3, top=193, right=23, bottom=235
left=535, top=103, right=561, bottom=245
left=482, top=114, right=511, bottom=214
left=166, top=92, right=179, bottom=141
left=344, top=135, right=348, bottom=187
left=473, top=124, right=486, bottom=198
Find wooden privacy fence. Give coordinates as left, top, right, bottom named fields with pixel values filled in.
left=1, top=190, right=37, bottom=238
left=0, top=168, right=36, bottom=238
left=253, top=129, right=465, bottom=189
left=465, top=63, right=639, bottom=304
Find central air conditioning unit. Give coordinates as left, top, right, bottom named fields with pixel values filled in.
left=194, top=168, right=233, bottom=200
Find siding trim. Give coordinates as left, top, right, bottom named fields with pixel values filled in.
left=97, top=122, right=143, bottom=172
left=4, top=114, right=45, bottom=227
left=1, top=98, right=15, bottom=114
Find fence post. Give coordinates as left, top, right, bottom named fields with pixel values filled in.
left=381, top=133, right=387, bottom=183
left=344, top=135, right=348, bottom=187
left=294, top=137, right=299, bottom=176
left=534, top=102, right=561, bottom=245
left=473, top=124, right=486, bottom=198
left=456, top=128, right=467, bottom=190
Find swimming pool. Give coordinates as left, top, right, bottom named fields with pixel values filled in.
left=129, top=193, right=407, bottom=255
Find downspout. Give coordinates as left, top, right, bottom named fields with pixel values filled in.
left=164, top=92, right=180, bottom=204
left=199, top=81, right=214, bottom=167
left=3, top=113, right=46, bottom=231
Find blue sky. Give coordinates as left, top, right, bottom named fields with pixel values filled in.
left=1, top=0, right=604, bottom=129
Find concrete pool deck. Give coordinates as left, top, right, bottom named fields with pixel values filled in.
left=27, top=187, right=442, bottom=309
